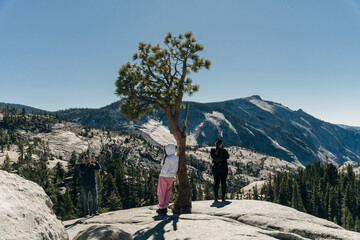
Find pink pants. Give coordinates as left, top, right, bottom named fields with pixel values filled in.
left=157, top=176, right=174, bottom=208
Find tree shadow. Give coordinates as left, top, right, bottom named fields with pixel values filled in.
left=64, top=216, right=94, bottom=230
left=210, top=200, right=232, bottom=208
left=133, top=214, right=179, bottom=240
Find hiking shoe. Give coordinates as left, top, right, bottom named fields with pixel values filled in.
left=84, top=214, right=90, bottom=218
left=93, top=211, right=100, bottom=216
left=156, top=208, right=167, bottom=214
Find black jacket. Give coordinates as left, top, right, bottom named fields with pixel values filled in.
left=78, top=162, right=101, bottom=186
left=210, top=148, right=230, bottom=166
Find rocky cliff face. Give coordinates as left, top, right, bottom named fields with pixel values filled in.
left=0, top=170, right=69, bottom=240
left=63, top=200, right=360, bottom=240
left=57, top=95, right=360, bottom=166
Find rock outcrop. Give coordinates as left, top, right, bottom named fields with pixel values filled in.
left=0, top=170, right=69, bottom=240
left=64, top=200, right=360, bottom=240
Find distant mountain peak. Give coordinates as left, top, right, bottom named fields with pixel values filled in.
left=249, top=95, right=262, bottom=100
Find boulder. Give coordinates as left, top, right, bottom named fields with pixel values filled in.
left=0, top=170, right=69, bottom=240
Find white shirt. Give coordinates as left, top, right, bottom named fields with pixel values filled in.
left=160, top=144, right=179, bottom=178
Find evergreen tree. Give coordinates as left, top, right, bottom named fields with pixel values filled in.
left=278, top=177, right=289, bottom=206
left=190, top=171, right=198, bottom=201
left=102, top=173, right=122, bottom=211
left=0, top=129, right=6, bottom=152
left=1, top=154, right=12, bottom=172
left=343, top=208, right=355, bottom=230
left=264, top=177, right=274, bottom=202
left=326, top=163, right=339, bottom=186
left=336, top=185, right=343, bottom=226
left=197, top=186, right=204, bottom=200
left=253, top=184, right=259, bottom=200
left=204, top=180, right=213, bottom=200
left=56, top=188, right=75, bottom=220
left=66, top=152, right=81, bottom=217
left=114, top=158, right=127, bottom=206
left=128, top=166, right=141, bottom=208
left=328, top=186, right=338, bottom=222
left=145, top=169, right=156, bottom=205
left=44, top=179, right=59, bottom=217
left=135, top=169, right=144, bottom=205
left=273, top=172, right=281, bottom=203
left=342, top=183, right=356, bottom=224
left=311, top=185, right=321, bottom=216
left=36, top=142, right=50, bottom=187
left=291, top=181, right=305, bottom=212
left=62, top=188, right=75, bottom=220
left=54, top=162, right=66, bottom=185
left=355, top=216, right=360, bottom=232
left=115, top=31, right=211, bottom=214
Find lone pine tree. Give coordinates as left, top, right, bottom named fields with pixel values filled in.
left=115, top=31, right=211, bottom=213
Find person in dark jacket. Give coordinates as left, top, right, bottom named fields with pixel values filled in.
left=78, top=154, right=101, bottom=217
left=210, top=140, right=230, bottom=201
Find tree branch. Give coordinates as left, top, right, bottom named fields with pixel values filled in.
left=164, top=52, right=171, bottom=87
left=172, top=57, right=180, bottom=80
left=145, top=65, right=166, bottom=85
left=182, top=104, right=189, bottom=137
left=137, top=96, right=165, bottom=113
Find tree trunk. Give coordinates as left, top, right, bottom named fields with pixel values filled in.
left=172, top=136, right=192, bottom=214
left=165, top=107, right=192, bottom=214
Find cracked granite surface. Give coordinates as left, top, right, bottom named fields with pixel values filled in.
left=64, top=200, right=360, bottom=240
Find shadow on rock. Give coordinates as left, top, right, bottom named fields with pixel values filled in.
left=210, top=200, right=232, bottom=208
left=133, top=215, right=179, bottom=240
left=64, top=216, right=94, bottom=230
left=73, top=225, right=132, bottom=240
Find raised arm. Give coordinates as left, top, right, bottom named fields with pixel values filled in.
left=93, top=161, right=101, bottom=170
left=210, top=149, right=216, bottom=160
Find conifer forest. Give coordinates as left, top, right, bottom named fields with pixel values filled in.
left=1, top=106, right=360, bottom=233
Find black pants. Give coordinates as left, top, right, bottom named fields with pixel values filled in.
left=212, top=164, right=228, bottom=200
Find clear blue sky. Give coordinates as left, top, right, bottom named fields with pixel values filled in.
left=1, top=0, right=360, bottom=126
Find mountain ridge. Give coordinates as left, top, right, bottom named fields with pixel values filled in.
left=2, top=96, right=360, bottom=166
left=54, top=95, right=360, bottom=166
left=0, top=102, right=47, bottom=114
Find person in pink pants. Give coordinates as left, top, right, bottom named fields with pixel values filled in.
left=157, top=144, right=179, bottom=214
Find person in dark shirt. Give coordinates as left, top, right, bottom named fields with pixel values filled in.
left=210, top=140, right=230, bottom=202
left=78, top=154, right=101, bottom=217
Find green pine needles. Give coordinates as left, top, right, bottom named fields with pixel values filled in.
left=115, top=31, right=211, bottom=121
